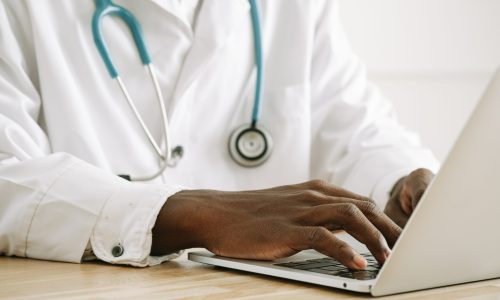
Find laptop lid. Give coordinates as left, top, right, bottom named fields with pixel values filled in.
left=372, top=68, right=500, bottom=296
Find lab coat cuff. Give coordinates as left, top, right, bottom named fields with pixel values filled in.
left=21, top=154, right=126, bottom=262
left=90, top=183, right=185, bottom=267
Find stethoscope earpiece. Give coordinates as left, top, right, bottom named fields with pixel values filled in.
left=229, top=124, right=273, bottom=167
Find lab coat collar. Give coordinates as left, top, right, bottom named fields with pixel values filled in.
left=147, top=0, right=191, bottom=30
left=147, top=0, right=179, bottom=13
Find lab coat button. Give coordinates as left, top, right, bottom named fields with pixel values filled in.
left=111, top=244, right=124, bottom=257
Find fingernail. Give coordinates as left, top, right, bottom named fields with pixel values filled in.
left=353, top=254, right=367, bottom=269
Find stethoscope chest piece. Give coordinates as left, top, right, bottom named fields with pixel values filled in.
left=229, top=124, right=273, bottom=167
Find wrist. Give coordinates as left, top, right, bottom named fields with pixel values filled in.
left=151, top=190, right=206, bottom=255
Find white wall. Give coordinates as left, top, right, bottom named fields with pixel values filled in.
left=338, top=0, right=500, bottom=161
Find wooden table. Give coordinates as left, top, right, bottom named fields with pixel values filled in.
left=2, top=251, right=500, bottom=299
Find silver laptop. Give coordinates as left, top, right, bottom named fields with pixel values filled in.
left=189, top=68, right=500, bottom=296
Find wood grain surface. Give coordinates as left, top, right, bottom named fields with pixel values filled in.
left=2, top=250, right=500, bottom=299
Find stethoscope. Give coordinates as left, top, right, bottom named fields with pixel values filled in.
left=92, top=0, right=272, bottom=181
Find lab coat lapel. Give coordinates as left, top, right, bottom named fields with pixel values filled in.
left=147, top=0, right=184, bottom=21
left=147, top=0, right=197, bottom=30
left=169, top=0, right=251, bottom=116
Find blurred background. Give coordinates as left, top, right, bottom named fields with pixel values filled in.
left=338, top=0, right=500, bottom=161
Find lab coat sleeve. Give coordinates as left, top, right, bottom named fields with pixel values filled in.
left=0, top=2, right=183, bottom=266
left=309, top=1, right=440, bottom=208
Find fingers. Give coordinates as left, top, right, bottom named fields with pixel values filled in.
left=296, top=226, right=367, bottom=270
left=291, top=180, right=403, bottom=263
left=299, top=180, right=372, bottom=202
left=405, top=168, right=435, bottom=209
left=300, top=198, right=402, bottom=246
left=353, top=200, right=402, bottom=248
left=399, top=184, right=413, bottom=215
left=298, top=202, right=396, bottom=263
left=384, top=198, right=410, bottom=228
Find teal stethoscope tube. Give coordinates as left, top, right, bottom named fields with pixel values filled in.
left=248, top=0, right=263, bottom=127
left=92, top=0, right=270, bottom=172
left=92, top=0, right=151, bottom=78
left=91, top=0, right=264, bottom=124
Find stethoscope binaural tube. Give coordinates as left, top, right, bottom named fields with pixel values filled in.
left=92, top=0, right=181, bottom=181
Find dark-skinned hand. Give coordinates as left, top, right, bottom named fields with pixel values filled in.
left=152, top=180, right=402, bottom=270
left=384, top=168, right=435, bottom=228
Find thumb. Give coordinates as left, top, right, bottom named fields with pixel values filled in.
left=407, top=169, right=435, bottom=209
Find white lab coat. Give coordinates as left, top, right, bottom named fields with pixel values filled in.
left=0, top=0, right=439, bottom=266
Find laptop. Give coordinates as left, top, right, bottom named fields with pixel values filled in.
left=188, top=68, right=500, bottom=296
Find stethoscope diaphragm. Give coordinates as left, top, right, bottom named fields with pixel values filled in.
left=229, top=124, right=273, bottom=167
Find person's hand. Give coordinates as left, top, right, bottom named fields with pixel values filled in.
left=384, top=168, right=435, bottom=228
left=152, top=180, right=402, bottom=270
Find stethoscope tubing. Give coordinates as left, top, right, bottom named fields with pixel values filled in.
left=92, top=0, right=268, bottom=178
left=92, top=0, right=174, bottom=181
left=248, top=0, right=263, bottom=127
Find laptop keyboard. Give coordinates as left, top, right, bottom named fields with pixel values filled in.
left=274, top=253, right=380, bottom=280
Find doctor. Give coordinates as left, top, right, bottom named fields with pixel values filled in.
left=0, top=0, right=438, bottom=269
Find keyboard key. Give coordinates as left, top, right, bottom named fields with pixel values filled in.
left=291, top=261, right=314, bottom=265
left=306, top=258, right=329, bottom=262
left=319, top=260, right=343, bottom=266
left=274, top=254, right=380, bottom=280
left=287, top=262, right=336, bottom=270
left=320, top=265, right=345, bottom=272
